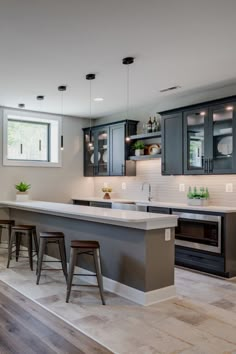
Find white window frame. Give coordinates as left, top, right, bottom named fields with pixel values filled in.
left=3, top=109, right=62, bottom=167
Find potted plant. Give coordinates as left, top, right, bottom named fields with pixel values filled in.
left=15, top=182, right=31, bottom=202
left=132, top=141, right=145, bottom=156
left=187, top=186, right=209, bottom=206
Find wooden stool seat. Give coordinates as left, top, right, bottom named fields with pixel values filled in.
left=39, top=232, right=64, bottom=238
left=12, top=225, right=36, bottom=231
left=36, top=232, right=67, bottom=285
left=66, top=240, right=105, bottom=305
left=71, top=240, right=99, bottom=249
left=7, top=225, right=38, bottom=270
left=0, top=220, right=15, bottom=226
left=0, top=219, right=15, bottom=250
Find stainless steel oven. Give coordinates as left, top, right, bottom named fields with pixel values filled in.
left=173, top=211, right=222, bottom=254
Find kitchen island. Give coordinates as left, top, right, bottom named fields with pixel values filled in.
left=0, top=201, right=178, bottom=305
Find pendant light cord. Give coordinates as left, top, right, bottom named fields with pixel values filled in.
left=126, top=64, right=130, bottom=120
left=89, top=79, right=92, bottom=129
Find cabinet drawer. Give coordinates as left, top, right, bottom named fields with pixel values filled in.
left=175, top=246, right=226, bottom=276
left=89, top=201, right=112, bottom=208
left=148, top=206, right=171, bottom=214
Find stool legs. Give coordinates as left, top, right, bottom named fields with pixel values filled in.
left=0, top=226, right=2, bottom=244
left=66, top=248, right=76, bottom=303
left=36, top=238, right=46, bottom=284
left=93, top=248, right=106, bottom=305
left=58, top=239, right=68, bottom=280
left=7, top=230, right=15, bottom=268
left=16, top=233, right=22, bottom=262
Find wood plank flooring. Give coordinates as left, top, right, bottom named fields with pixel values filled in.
left=0, top=280, right=112, bottom=354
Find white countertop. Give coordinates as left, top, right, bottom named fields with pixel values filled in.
left=0, top=201, right=178, bottom=230
left=72, top=197, right=236, bottom=213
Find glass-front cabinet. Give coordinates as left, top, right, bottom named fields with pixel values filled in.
left=183, top=101, right=236, bottom=175
left=184, top=108, right=209, bottom=174
left=84, top=127, right=109, bottom=176
left=83, top=120, right=138, bottom=177
left=208, top=102, right=236, bottom=174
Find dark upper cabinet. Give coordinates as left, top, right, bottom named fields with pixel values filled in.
left=208, top=102, right=236, bottom=174
left=183, top=107, right=209, bottom=175
left=162, top=112, right=183, bottom=175
left=83, top=120, right=137, bottom=177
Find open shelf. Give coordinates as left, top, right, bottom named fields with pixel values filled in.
left=129, top=131, right=161, bottom=140
left=129, top=154, right=161, bottom=161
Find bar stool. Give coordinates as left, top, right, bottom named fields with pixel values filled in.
left=36, top=232, right=68, bottom=285
left=66, top=240, right=105, bottom=305
left=0, top=220, right=15, bottom=250
left=7, top=225, right=39, bottom=270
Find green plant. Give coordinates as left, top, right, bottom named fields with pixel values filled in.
left=132, top=141, right=145, bottom=150
left=15, top=182, right=31, bottom=192
left=187, top=186, right=209, bottom=199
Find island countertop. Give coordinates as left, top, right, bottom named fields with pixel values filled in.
left=0, top=201, right=178, bottom=230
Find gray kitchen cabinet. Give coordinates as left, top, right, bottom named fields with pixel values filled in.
left=161, top=112, right=183, bottom=175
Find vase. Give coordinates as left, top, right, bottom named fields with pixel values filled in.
left=103, top=192, right=111, bottom=200
left=135, top=149, right=144, bottom=156
left=16, top=192, right=29, bottom=202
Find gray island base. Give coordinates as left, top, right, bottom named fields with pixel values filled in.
left=0, top=201, right=178, bottom=305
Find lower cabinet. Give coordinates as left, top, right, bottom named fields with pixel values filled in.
left=175, top=246, right=226, bottom=277
left=73, top=200, right=111, bottom=208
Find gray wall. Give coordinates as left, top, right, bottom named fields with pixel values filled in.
left=0, top=107, right=94, bottom=202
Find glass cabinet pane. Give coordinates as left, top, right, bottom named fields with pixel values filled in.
left=97, top=128, right=109, bottom=175
left=186, top=111, right=206, bottom=170
left=212, top=105, right=233, bottom=171
left=84, top=130, right=95, bottom=176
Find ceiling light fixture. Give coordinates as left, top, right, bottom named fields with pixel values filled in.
left=86, top=73, right=96, bottom=147
left=226, top=106, right=233, bottom=111
left=36, top=95, right=44, bottom=152
left=18, top=103, right=25, bottom=108
left=58, top=85, right=67, bottom=151
left=160, top=85, right=181, bottom=93
left=94, top=97, right=104, bottom=102
left=122, top=56, right=134, bottom=142
left=200, top=111, right=206, bottom=116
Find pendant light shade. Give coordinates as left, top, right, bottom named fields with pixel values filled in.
left=122, top=57, right=135, bottom=142
left=58, top=85, right=67, bottom=150
left=36, top=95, right=45, bottom=152
left=86, top=73, right=96, bottom=147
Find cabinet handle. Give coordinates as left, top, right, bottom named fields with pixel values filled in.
left=121, top=164, right=125, bottom=176
left=204, top=158, right=208, bottom=173
left=162, top=161, right=165, bottom=173
left=209, top=158, right=213, bottom=173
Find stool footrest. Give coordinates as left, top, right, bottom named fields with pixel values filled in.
left=71, top=283, right=98, bottom=287
left=73, top=273, right=97, bottom=277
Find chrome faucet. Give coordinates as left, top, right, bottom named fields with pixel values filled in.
left=141, top=182, right=153, bottom=202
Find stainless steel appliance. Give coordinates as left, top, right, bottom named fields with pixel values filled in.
left=173, top=211, right=222, bottom=254
left=112, top=202, right=147, bottom=212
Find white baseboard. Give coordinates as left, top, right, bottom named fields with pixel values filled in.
left=33, top=254, right=176, bottom=306
left=77, top=266, right=176, bottom=306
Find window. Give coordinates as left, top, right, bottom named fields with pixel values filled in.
left=3, top=110, right=62, bottom=167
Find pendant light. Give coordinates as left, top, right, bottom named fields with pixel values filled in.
left=86, top=73, right=95, bottom=147
left=122, top=56, right=134, bottom=142
left=58, top=85, right=67, bottom=150
left=36, top=95, right=44, bottom=152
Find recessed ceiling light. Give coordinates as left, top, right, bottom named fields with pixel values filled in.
left=160, top=85, right=181, bottom=93
left=200, top=111, right=206, bottom=116
left=18, top=103, right=25, bottom=108
left=226, top=106, right=233, bottom=111
left=94, top=97, right=104, bottom=102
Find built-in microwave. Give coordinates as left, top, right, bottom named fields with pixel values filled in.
left=172, top=211, right=222, bottom=254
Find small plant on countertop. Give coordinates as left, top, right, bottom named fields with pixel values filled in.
left=187, top=186, right=209, bottom=199
left=15, top=182, right=31, bottom=192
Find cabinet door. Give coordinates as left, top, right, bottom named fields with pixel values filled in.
left=208, top=102, right=236, bottom=174
left=162, top=113, right=183, bottom=175
left=184, top=108, right=209, bottom=174
left=84, top=129, right=95, bottom=176
left=109, top=123, right=125, bottom=176
left=94, top=127, right=109, bottom=176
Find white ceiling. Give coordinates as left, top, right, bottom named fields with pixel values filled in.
left=1, top=0, right=236, bottom=118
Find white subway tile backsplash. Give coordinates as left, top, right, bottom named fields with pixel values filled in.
left=94, top=159, right=236, bottom=207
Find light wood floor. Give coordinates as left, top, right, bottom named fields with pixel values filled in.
left=0, top=280, right=111, bottom=354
